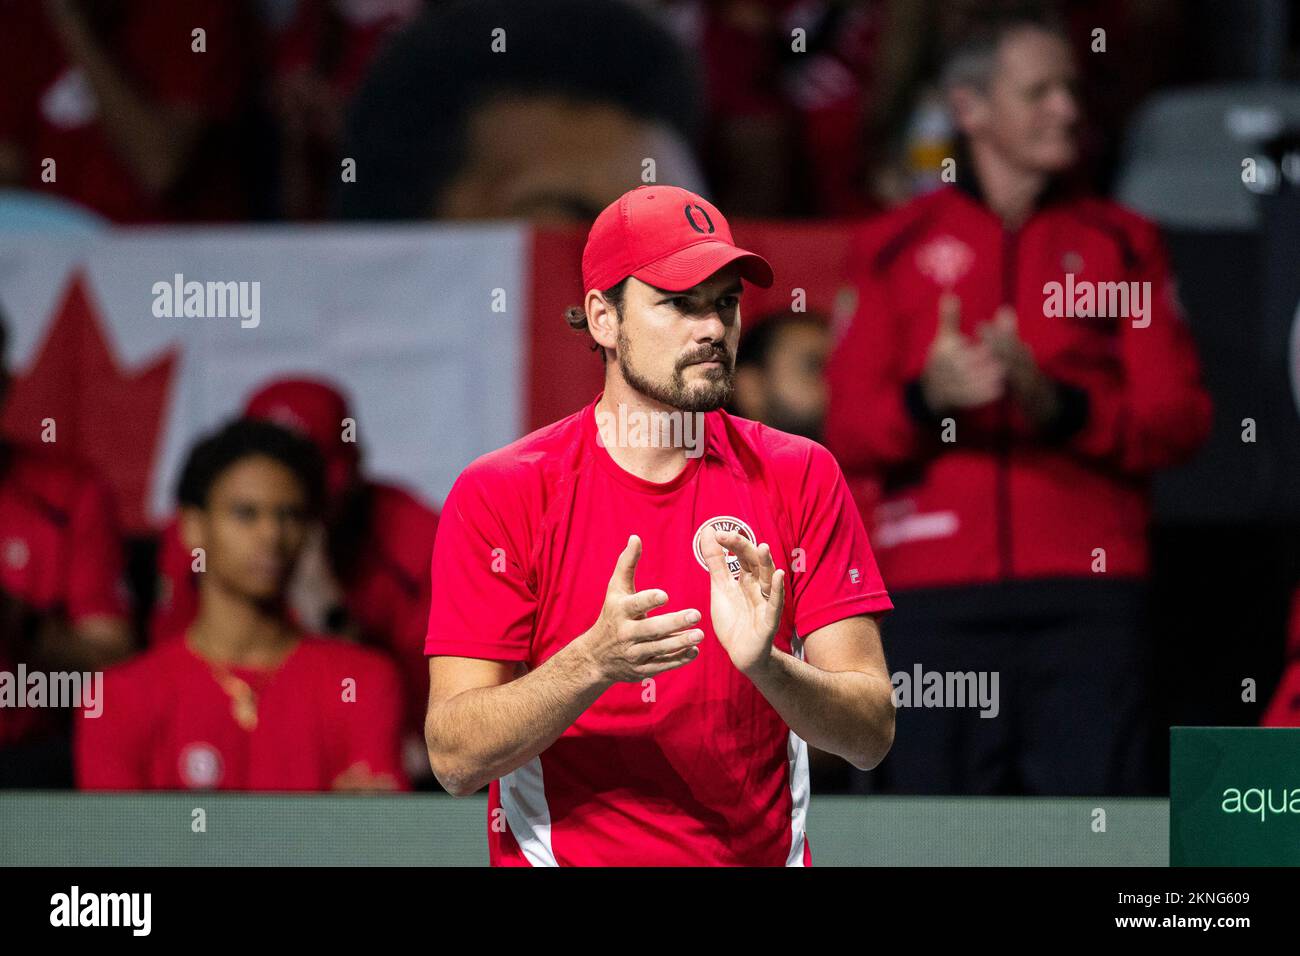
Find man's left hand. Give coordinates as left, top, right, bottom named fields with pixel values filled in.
left=701, top=529, right=785, bottom=678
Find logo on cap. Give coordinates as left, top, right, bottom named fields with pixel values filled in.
left=581, top=184, right=774, bottom=294
left=684, top=204, right=716, bottom=235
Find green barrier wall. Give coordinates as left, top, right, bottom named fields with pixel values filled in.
left=0, top=794, right=1167, bottom=866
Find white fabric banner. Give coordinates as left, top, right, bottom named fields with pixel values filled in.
left=0, top=225, right=527, bottom=526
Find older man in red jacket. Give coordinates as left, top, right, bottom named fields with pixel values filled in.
left=826, top=10, right=1211, bottom=796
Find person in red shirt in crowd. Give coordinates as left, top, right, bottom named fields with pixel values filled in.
left=150, top=378, right=439, bottom=782
left=77, top=418, right=406, bottom=791
left=666, top=0, right=885, bottom=217
left=825, top=10, right=1212, bottom=796
left=0, top=0, right=255, bottom=222
left=424, top=184, right=895, bottom=866
left=0, top=311, right=132, bottom=786
left=1261, top=587, right=1300, bottom=728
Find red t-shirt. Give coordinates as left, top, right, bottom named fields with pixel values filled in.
left=149, top=481, right=438, bottom=742
left=75, top=635, right=408, bottom=791
left=0, top=442, right=128, bottom=748
left=425, top=397, right=892, bottom=866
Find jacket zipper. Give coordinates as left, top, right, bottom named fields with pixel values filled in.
left=997, top=227, right=1018, bottom=580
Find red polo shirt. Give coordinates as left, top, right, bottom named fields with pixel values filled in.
left=75, top=634, right=408, bottom=791
left=150, top=481, right=438, bottom=743
left=426, top=397, right=891, bottom=865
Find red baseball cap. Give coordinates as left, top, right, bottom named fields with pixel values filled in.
left=244, top=378, right=360, bottom=505
left=581, top=184, right=774, bottom=294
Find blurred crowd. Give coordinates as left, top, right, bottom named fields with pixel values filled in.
left=1, top=0, right=1299, bottom=796
left=1, top=365, right=441, bottom=789
left=1, top=0, right=1294, bottom=224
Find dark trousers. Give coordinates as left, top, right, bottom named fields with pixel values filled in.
left=853, top=579, right=1156, bottom=796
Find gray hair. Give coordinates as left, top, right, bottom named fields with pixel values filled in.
left=940, top=9, right=1069, bottom=94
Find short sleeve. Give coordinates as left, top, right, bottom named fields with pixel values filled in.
left=788, top=442, right=893, bottom=638
left=66, top=476, right=130, bottom=625
left=424, top=469, right=537, bottom=662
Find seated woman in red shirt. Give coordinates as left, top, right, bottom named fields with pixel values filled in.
left=76, top=418, right=407, bottom=791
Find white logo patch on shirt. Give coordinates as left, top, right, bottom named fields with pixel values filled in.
left=3, top=537, right=30, bottom=570
left=179, top=742, right=223, bottom=789
left=915, top=235, right=974, bottom=288
left=692, top=515, right=757, bottom=578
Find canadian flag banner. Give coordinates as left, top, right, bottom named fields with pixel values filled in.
left=0, top=222, right=857, bottom=535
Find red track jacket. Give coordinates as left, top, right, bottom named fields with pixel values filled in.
left=826, top=181, right=1212, bottom=589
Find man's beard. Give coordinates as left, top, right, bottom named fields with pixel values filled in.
left=616, top=324, right=734, bottom=413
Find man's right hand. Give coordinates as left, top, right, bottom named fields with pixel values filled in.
left=579, top=534, right=704, bottom=683
left=919, top=294, right=1006, bottom=414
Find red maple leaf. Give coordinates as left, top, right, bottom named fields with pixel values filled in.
left=1, top=271, right=176, bottom=534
